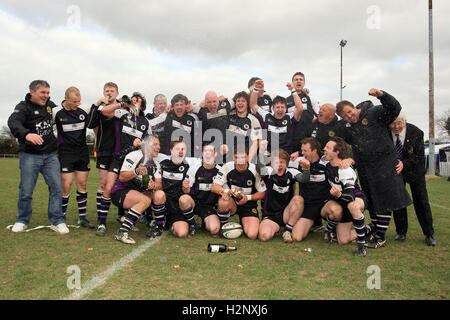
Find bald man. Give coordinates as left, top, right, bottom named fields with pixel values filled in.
left=197, top=90, right=232, bottom=159
left=390, top=114, right=436, bottom=246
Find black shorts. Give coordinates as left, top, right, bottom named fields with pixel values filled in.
left=301, top=202, right=325, bottom=221
left=330, top=196, right=368, bottom=223
left=233, top=203, right=260, bottom=220
left=262, top=214, right=284, bottom=227
left=59, top=151, right=90, bottom=173
left=166, top=198, right=186, bottom=226
left=108, top=157, right=123, bottom=175
left=111, top=188, right=132, bottom=209
left=194, top=203, right=218, bottom=221
left=96, top=155, right=113, bottom=170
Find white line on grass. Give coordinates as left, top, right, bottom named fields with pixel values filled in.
left=63, top=233, right=166, bottom=300
left=430, top=202, right=447, bottom=210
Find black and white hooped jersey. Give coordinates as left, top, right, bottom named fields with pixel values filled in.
left=260, top=166, right=301, bottom=217
left=162, top=111, right=199, bottom=156
left=286, top=93, right=320, bottom=116
left=187, top=159, right=221, bottom=205
left=227, top=113, right=262, bottom=143
left=325, top=163, right=357, bottom=203
left=111, top=150, right=161, bottom=194
left=289, top=156, right=331, bottom=204
left=213, top=161, right=266, bottom=210
left=159, top=157, right=192, bottom=200
left=257, top=94, right=273, bottom=113
left=256, top=109, right=295, bottom=154
left=113, top=109, right=150, bottom=157
left=144, top=111, right=167, bottom=135
left=54, top=103, right=90, bottom=153
left=198, top=99, right=232, bottom=142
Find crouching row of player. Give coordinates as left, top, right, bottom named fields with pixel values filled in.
left=111, top=135, right=370, bottom=257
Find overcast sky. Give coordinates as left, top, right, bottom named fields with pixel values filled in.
left=1, top=0, right=449, bottom=139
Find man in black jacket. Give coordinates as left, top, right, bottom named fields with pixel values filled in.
left=8, top=80, right=68, bottom=234
left=336, top=89, right=412, bottom=248
left=390, top=114, right=436, bottom=246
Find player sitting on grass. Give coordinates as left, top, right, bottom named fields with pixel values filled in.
left=159, top=139, right=198, bottom=238
left=257, top=149, right=310, bottom=242
left=112, top=135, right=165, bottom=244
left=320, top=137, right=368, bottom=257
left=186, top=144, right=222, bottom=235
left=212, top=145, right=267, bottom=240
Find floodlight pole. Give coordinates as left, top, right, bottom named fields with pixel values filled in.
left=429, top=0, right=435, bottom=175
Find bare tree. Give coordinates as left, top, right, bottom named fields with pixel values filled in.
left=436, top=109, right=450, bottom=140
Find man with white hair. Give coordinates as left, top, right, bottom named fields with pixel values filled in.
left=389, top=114, right=436, bottom=246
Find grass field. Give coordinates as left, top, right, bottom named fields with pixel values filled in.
left=0, top=158, right=448, bottom=300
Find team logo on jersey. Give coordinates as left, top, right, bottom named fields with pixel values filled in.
left=187, top=120, right=192, bottom=126
left=179, top=166, right=185, bottom=172
left=408, top=147, right=414, bottom=154
left=79, top=114, right=85, bottom=121
left=282, top=120, right=288, bottom=126
left=328, top=130, right=335, bottom=137
left=301, top=97, right=308, bottom=103
left=264, top=99, right=269, bottom=105
left=247, top=180, right=253, bottom=186
left=46, top=106, right=52, bottom=114
left=252, top=208, right=257, bottom=214
left=141, top=125, right=146, bottom=131
left=221, top=102, right=227, bottom=107
left=362, top=118, right=369, bottom=126
left=243, top=124, right=250, bottom=130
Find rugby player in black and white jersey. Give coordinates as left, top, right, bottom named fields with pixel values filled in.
left=196, top=91, right=232, bottom=159
left=159, top=139, right=199, bottom=238
left=144, top=94, right=168, bottom=136
left=87, top=82, right=120, bottom=233
left=211, top=145, right=267, bottom=240
left=287, top=72, right=321, bottom=158
left=226, top=91, right=262, bottom=163
left=289, top=137, right=355, bottom=243
left=288, top=137, right=331, bottom=242
left=257, top=149, right=310, bottom=243
left=186, top=144, right=222, bottom=235
left=249, top=79, right=303, bottom=156
left=160, top=94, right=200, bottom=157
left=321, top=137, right=368, bottom=257
left=110, top=135, right=165, bottom=244
left=247, top=77, right=274, bottom=114
left=54, top=87, right=94, bottom=229
left=95, top=92, right=150, bottom=236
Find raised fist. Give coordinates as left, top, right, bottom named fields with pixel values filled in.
left=368, top=88, right=384, bottom=97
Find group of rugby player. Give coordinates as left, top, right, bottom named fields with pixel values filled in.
left=55, top=71, right=408, bottom=258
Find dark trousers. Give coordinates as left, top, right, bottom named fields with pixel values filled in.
left=393, top=175, right=434, bottom=237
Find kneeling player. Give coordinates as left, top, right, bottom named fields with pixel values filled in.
left=258, top=149, right=311, bottom=242
left=289, top=138, right=332, bottom=242
left=187, top=144, right=222, bottom=235
left=160, top=140, right=198, bottom=238
left=321, top=137, right=368, bottom=257
left=212, top=146, right=266, bottom=240
left=111, top=136, right=165, bottom=244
